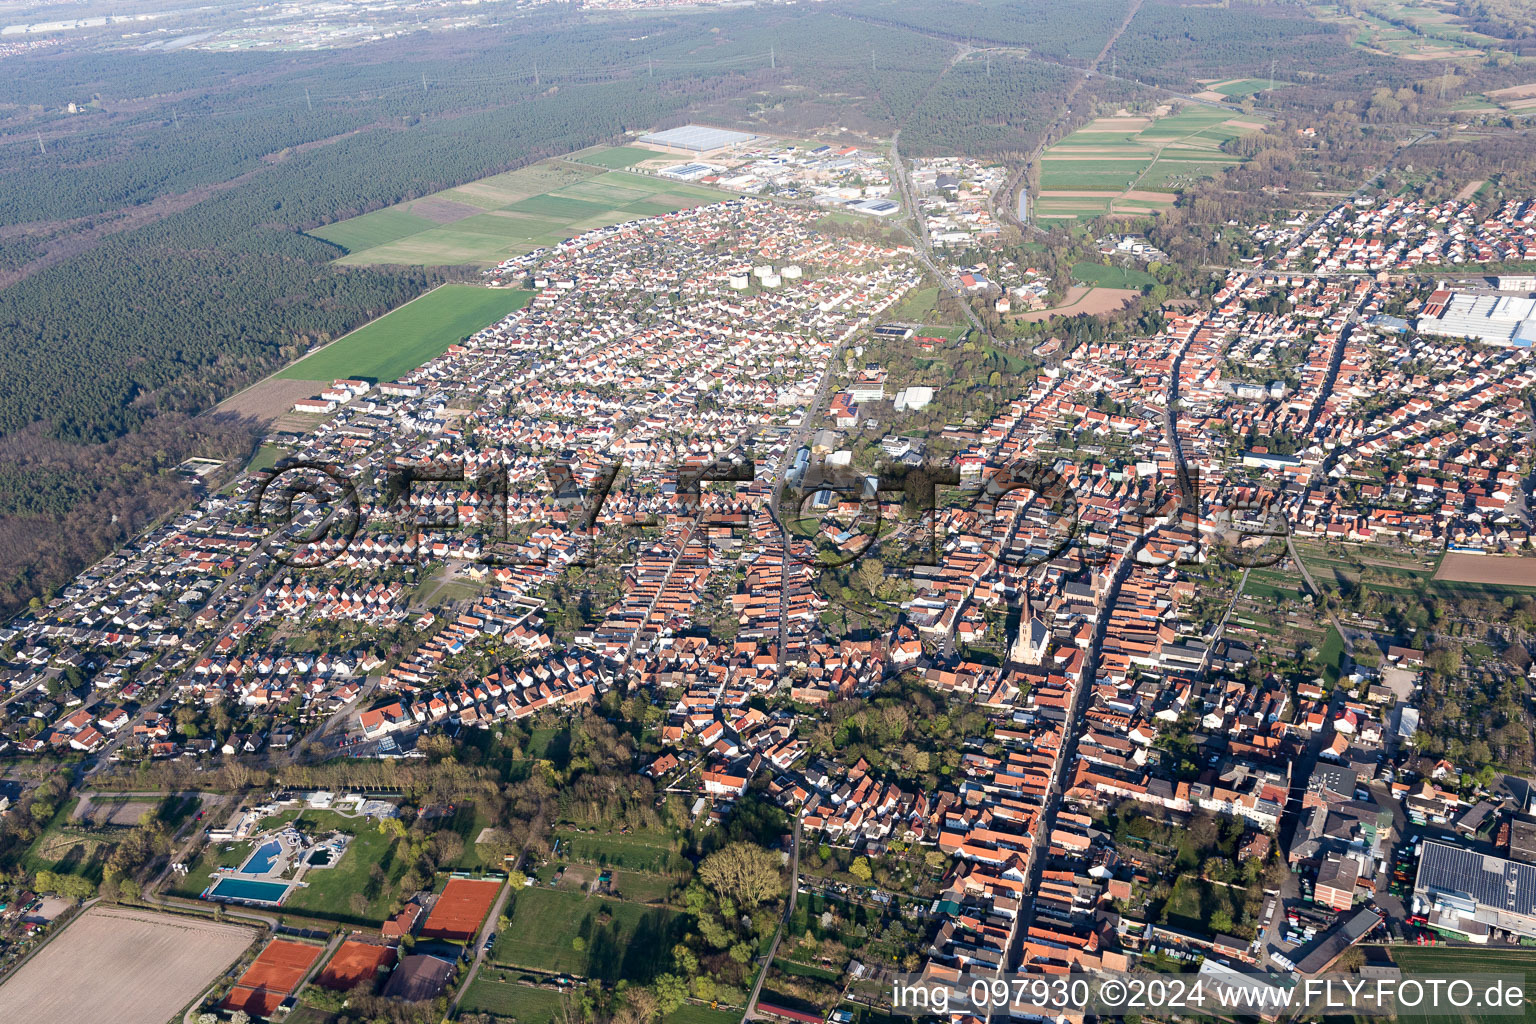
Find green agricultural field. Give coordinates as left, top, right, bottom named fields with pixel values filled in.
left=461, top=977, right=570, bottom=1022
left=1386, top=946, right=1536, bottom=1024
left=309, top=207, right=438, bottom=253
left=318, top=155, right=732, bottom=267
left=1039, top=159, right=1152, bottom=191
left=1072, top=262, right=1158, bottom=288
left=276, top=285, right=530, bottom=383
left=1035, top=103, right=1267, bottom=225
left=491, top=887, right=684, bottom=981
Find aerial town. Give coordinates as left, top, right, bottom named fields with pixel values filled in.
left=4, top=1, right=1536, bottom=1022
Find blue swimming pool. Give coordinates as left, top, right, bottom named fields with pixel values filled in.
left=241, top=839, right=281, bottom=875
left=208, top=877, right=290, bottom=904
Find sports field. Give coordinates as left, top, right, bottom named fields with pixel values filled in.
left=0, top=906, right=256, bottom=1024
left=421, top=875, right=503, bottom=941
left=275, top=285, right=530, bottom=384
left=309, top=157, right=730, bottom=266
left=316, top=939, right=396, bottom=991
left=224, top=938, right=324, bottom=1016
left=1035, top=105, right=1265, bottom=225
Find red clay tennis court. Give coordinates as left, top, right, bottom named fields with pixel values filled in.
left=419, top=877, right=502, bottom=942
left=316, top=938, right=396, bottom=991
left=222, top=938, right=322, bottom=1016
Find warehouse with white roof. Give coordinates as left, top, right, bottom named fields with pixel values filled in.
left=1418, top=289, right=1536, bottom=347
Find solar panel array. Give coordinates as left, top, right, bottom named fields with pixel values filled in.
left=639, top=124, right=756, bottom=151
left=1417, top=840, right=1536, bottom=913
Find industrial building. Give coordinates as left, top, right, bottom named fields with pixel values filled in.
left=1412, top=840, right=1536, bottom=941
left=638, top=124, right=756, bottom=153
left=1417, top=289, right=1536, bottom=347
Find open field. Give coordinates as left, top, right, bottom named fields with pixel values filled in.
left=71, top=795, right=155, bottom=826
left=1072, top=262, right=1157, bottom=289
left=491, top=887, right=683, bottom=980
left=310, top=158, right=731, bottom=267
left=1036, top=105, right=1265, bottom=225
left=1014, top=285, right=1139, bottom=321
left=462, top=977, right=570, bottom=1022
left=275, top=285, right=530, bottom=384
left=1434, top=552, right=1536, bottom=587
left=554, top=826, right=687, bottom=873
left=0, top=906, right=256, bottom=1024
left=568, top=145, right=668, bottom=170
left=1387, top=945, right=1536, bottom=1024
left=224, top=938, right=324, bottom=1017
left=667, top=1004, right=741, bottom=1024
left=217, top=377, right=330, bottom=423
left=1195, top=77, right=1288, bottom=100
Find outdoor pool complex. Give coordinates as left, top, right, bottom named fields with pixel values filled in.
left=207, top=878, right=291, bottom=905
left=241, top=839, right=282, bottom=875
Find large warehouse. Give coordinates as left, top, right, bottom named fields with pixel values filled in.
left=638, top=124, right=756, bottom=153
left=1412, top=840, right=1536, bottom=941
left=1418, top=289, right=1536, bottom=347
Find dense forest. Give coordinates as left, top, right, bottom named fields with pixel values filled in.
left=1114, top=0, right=1400, bottom=93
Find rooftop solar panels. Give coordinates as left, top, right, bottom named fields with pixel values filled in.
left=640, top=125, right=756, bottom=152
left=1416, top=840, right=1536, bottom=915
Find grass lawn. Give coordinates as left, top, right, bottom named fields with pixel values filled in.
left=169, top=839, right=255, bottom=897
left=666, top=1005, right=740, bottom=1024
left=554, top=827, right=686, bottom=873
left=1072, top=262, right=1157, bottom=289
left=889, top=285, right=961, bottom=327
left=1212, top=78, right=1285, bottom=97
left=276, top=285, right=530, bottom=383
left=244, top=444, right=287, bottom=476
left=1318, top=625, right=1346, bottom=685
left=490, top=887, right=684, bottom=982
left=461, top=977, right=570, bottom=1022
left=608, top=868, right=679, bottom=904
left=1242, top=572, right=1302, bottom=601
left=572, top=146, right=662, bottom=169
left=277, top=810, right=407, bottom=924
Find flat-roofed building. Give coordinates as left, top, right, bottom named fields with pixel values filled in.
left=1413, top=840, right=1536, bottom=940
left=639, top=125, right=756, bottom=153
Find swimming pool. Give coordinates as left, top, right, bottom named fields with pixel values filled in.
left=207, top=877, right=291, bottom=905
left=241, top=839, right=282, bottom=876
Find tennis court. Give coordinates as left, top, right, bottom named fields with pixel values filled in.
left=317, top=938, right=396, bottom=991
left=420, top=876, right=503, bottom=942
left=223, top=938, right=323, bottom=1016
